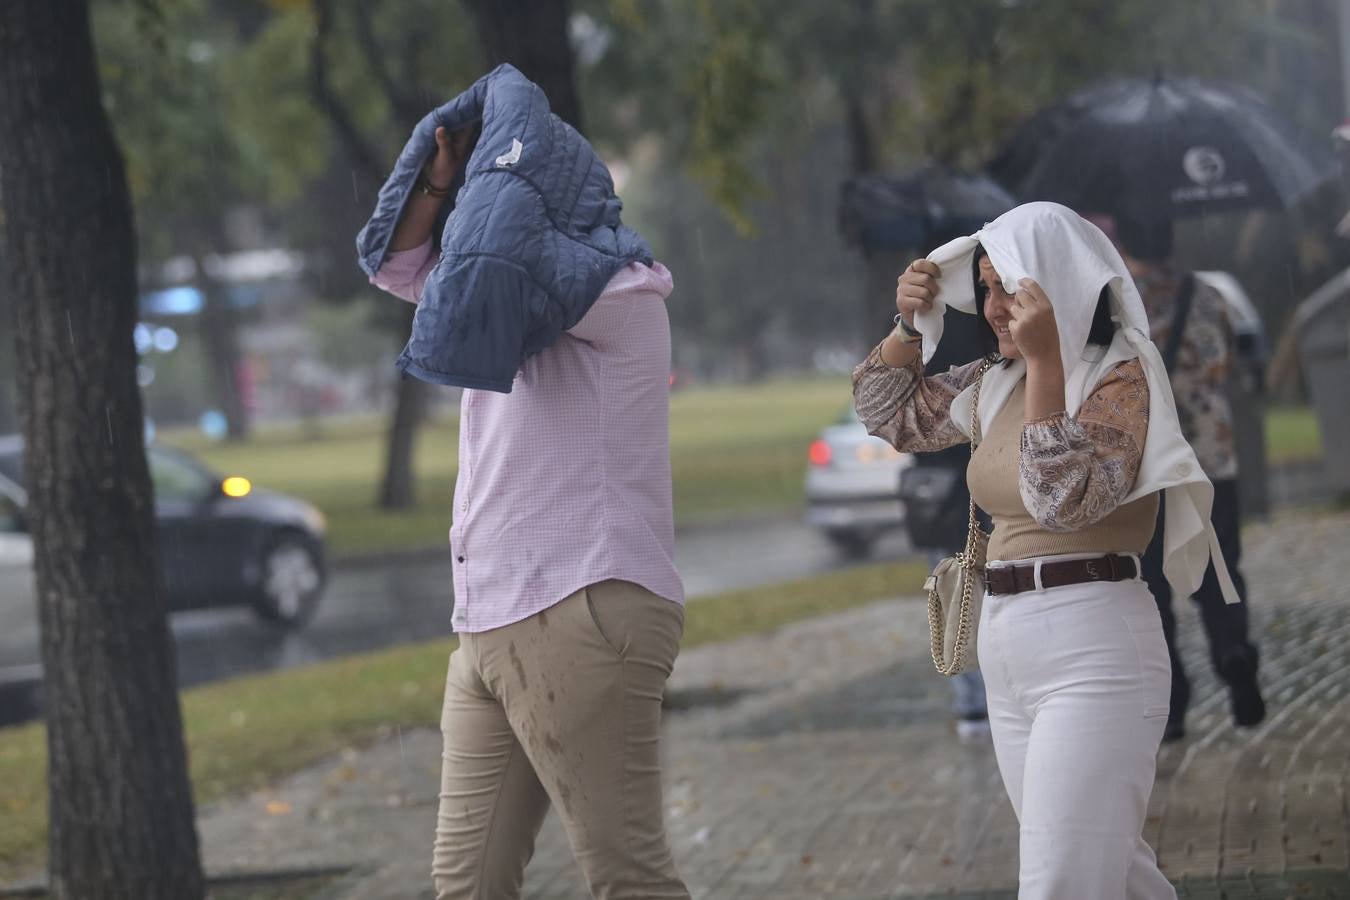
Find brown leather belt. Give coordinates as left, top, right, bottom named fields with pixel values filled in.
left=985, top=553, right=1138, bottom=596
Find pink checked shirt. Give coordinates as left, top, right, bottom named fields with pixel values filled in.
left=371, top=241, right=685, bottom=632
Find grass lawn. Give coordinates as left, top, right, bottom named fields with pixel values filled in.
left=0, top=557, right=929, bottom=884
left=165, top=381, right=1324, bottom=560
left=166, top=376, right=856, bottom=559
left=162, top=383, right=1324, bottom=560
left=1264, top=405, right=1323, bottom=464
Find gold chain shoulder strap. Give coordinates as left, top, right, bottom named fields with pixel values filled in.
left=960, top=355, right=998, bottom=559
left=928, top=354, right=998, bottom=675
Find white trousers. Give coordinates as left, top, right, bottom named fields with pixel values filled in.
left=978, top=572, right=1177, bottom=900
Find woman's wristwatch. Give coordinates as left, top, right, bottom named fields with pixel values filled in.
left=891, top=314, right=923, bottom=344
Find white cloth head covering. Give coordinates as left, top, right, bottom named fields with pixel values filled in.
left=913, top=202, right=1238, bottom=605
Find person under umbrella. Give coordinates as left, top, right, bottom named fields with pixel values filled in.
left=1097, top=210, right=1265, bottom=741
left=988, top=76, right=1324, bottom=741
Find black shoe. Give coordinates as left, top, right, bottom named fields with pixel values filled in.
left=1220, top=649, right=1266, bottom=728
left=1162, top=717, right=1186, bottom=743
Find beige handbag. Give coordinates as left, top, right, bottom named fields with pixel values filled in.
left=925, top=357, right=996, bottom=676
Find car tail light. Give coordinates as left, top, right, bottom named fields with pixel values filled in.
left=808, top=440, right=832, bottom=467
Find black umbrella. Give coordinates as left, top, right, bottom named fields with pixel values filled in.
left=839, top=166, right=1017, bottom=251
left=989, top=76, right=1335, bottom=219
left=837, top=165, right=1001, bottom=378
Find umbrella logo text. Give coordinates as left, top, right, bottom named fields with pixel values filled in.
left=1183, top=146, right=1227, bottom=185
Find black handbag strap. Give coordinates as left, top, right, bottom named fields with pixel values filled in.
left=1161, top=273, right=1196, bottom=375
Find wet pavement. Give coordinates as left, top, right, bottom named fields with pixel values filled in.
left=183, top=509, right=1350, bottom=899
left=175, top=518, right=913, bottom=689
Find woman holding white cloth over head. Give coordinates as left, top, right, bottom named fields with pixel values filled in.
left=853, top=202, right=1238, bottom=898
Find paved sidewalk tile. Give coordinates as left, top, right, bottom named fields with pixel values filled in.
left=193, top=510, right=1350, bottom=898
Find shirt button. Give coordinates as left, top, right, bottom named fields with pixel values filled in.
left=1175, top=462, right=1192, bottom=478
left=457, top=555, right=466, bottom=563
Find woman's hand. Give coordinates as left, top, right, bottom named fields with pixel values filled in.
left=1008, top=278, right=1062, bottom=367
left=1014, top=278, right=1067, bottom=421
left=878, top=259, right=939, bottom=368
left=896, top=259, right=941, bottom=325
left=426, top=126, right=473, bottom=189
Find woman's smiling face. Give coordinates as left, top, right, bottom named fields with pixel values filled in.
left=978, top=255, right=1021, bottom=360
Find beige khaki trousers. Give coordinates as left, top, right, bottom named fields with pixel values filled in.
left=431, top=580, right=690, bottom=900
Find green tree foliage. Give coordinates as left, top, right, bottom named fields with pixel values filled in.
left=883, top=0, right=1337, bottom=166
left=96, top=0, right=264, bottom=251
left=88, top=0, right=1343, bottom=378
left=591, top=0, right=1337, bottom=206
left=583, top=0, right=1341, bottom=366
left=94, top=0, right=481, bottom=273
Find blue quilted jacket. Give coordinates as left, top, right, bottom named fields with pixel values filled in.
left=356, top=65, right=653, bottom=392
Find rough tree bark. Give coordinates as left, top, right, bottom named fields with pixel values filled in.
left=0, top=3, right=205, bottom=898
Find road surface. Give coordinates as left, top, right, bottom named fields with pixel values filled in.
left=0, top=520, right=913, bottom=724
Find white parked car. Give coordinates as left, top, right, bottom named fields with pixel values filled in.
left=0, top=474, right=38, bottom=689
left=803, top=408, right=914, bottom=557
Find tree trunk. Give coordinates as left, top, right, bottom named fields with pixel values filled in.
left=0, top=3, right=205, bottom=898
left=462, top=0, right=584, bottom=129
left=372, top=0, right=583, bottom=511
left=843, top=92, right=876, bottom=176
left=841, top=88, right=883, bottom=348
left=316, top=1, right=583, bottom=510
left=379, top=300, right=428, bottom=509
left=310, top=1, right=434, bottom=511
left=379, top=374, right=429, bottom=509
left=195, top=257, right=251, bottom=441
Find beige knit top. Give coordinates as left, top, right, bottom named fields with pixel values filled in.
left=968, top=379, right=1158, bottom=561
left=852, top=344, right=1158, bottom=560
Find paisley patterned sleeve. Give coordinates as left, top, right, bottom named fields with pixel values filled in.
left=1017, top=358, right=1150, bottom=532
left=851, top=342, right=985, bottom=453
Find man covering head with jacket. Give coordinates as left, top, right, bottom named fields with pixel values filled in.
left=362, top=68, right=690, bottom=900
